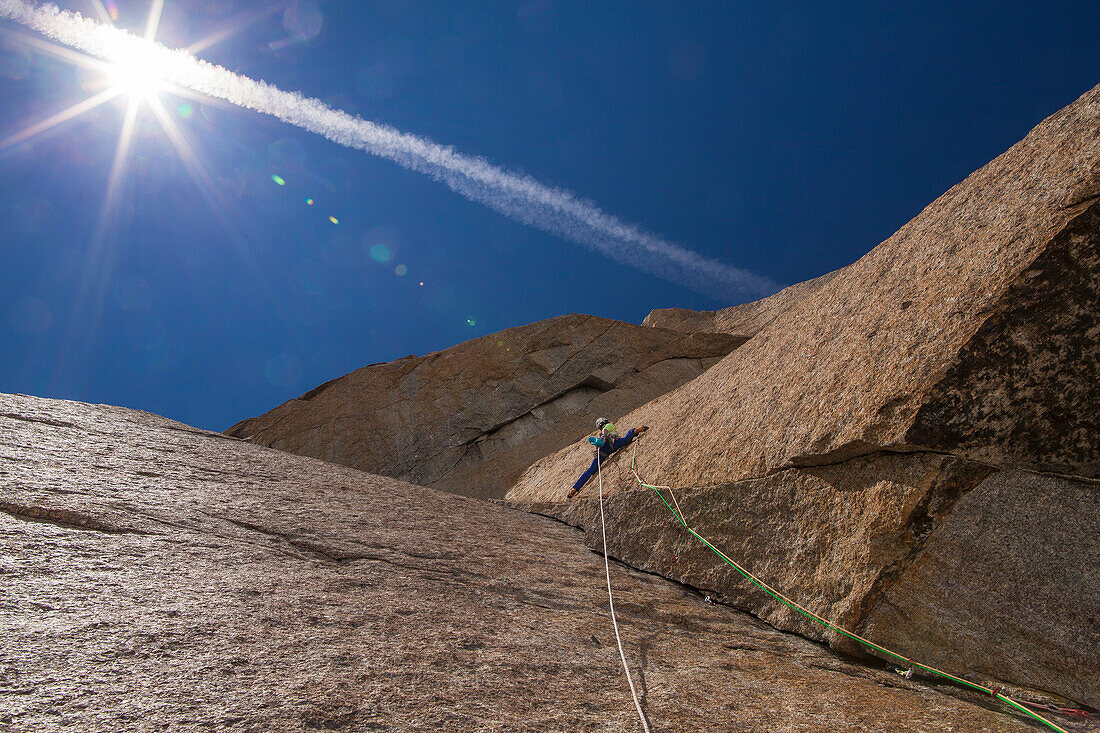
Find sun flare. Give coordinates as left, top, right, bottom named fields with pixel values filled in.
left=0, top=0, right=222, bottom=249
left=101, top=39, right=177, bottom=102
left=105, top=55, right=169, bottom=100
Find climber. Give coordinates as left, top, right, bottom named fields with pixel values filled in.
left=567, top=417, right=648, bottom=498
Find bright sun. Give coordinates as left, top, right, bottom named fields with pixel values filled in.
left=103, top=46, right=173, bottom=101
left=0, top=0, right=218, bottom=237
left=107, top=63, right=166, bottom=100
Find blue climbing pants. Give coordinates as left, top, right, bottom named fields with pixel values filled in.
left=572, top=429, right=638, bottom=490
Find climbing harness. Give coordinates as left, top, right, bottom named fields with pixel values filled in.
left=625, top=445, right=1085, bottom=733
left=595, top=448, right=651, bottom=732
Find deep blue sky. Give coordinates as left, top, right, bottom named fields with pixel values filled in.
left=1, top=1, right=1098, bottom=431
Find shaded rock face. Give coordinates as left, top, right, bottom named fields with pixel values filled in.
left=905, top=202, right=1100, bottom=474
left=860, top=468, right=1100, bottom=709
left=0, top=394, right=1047, bottom=732
left=508, top=85, right=1100, bottom=709
left=227, top=314, right=742, bottom=500
left=642, top=268, right=843, bottom=337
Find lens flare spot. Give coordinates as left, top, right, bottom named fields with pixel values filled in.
left=329, top=215, right=339, bottom=224
left=419, top=281, right=424, bottom=286
left=465, top=317, right=476, bottom=327
left=283, top=2, right=323, bottom=41
left=394, top=264, right=407, bottom=276
left=105, top=1, right=120, bottom=21
left=177, top=103, right=193, bottom=119
left=271, top=174, right=285, bottom=186
left=306, top=198, right=314, bottom=205
left=369, top=244, right=392, bottom=263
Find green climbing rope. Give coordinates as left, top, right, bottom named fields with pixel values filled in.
left=627, top=445, right=1072, bottom=733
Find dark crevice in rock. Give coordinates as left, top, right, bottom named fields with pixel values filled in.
left=222, top=515, right=278, bottom=536
left=0, top=412, right=77, bottom=430
left=215, top=515, right=503, bottom=583
left=577, top=374, right=615, bottom=391
left=420, top=376, right=621, bottom=482
left=776, top=443, right=1098, bottom=488
left=543, top=319, right=617, bottom=377
left=782, top=441, right=931, bottom=472
left=0, top=502, right=147, bottom=535
left=515, top=443, right=1095, bottom=520
left=637, top=354, right=719, bottom=377
left=217, top=516, right=342, bottom=564
left=1060, top=188, right=1100, bottom=211
left=430, top=442, right=477, bottom=485
left=79, top=508, right=331, bottom=563
left=501, top=500, right=583, bottom=529
left=284, top=539, right=357, bottom=565
left=470, top=375, right=616, bottom=444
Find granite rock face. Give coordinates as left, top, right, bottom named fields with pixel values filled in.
left=0, top=393, right=1049, bottom=732
left=508, top=85, right=1100, bottom=709
left=515, top=84, right=1100, bottom=494
left=227, top=314, right=742, bottom=500
left=859, top=468, right=1100, bottom=709
left=515, top=449, right=1100, bottom=709
left=642, top=269, right=842, bottom=337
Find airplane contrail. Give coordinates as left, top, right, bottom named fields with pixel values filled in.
left=0, top=0, right=778, bottom=301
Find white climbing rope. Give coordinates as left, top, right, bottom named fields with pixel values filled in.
left=596, top=449, right=652, bottom=733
